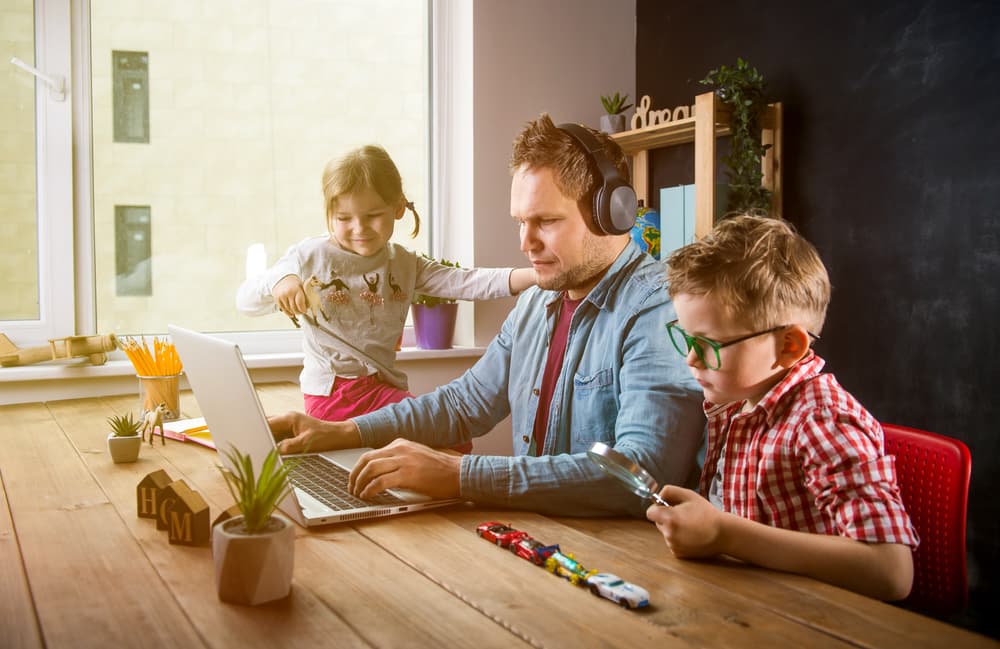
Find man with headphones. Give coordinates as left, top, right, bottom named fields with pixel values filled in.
left=270, top=114, right=705, bottom=517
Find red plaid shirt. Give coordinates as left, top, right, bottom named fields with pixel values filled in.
left=700, top=352, right=919, bottom=547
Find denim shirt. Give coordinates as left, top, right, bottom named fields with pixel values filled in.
left=354, top=241, right=706, bottom=517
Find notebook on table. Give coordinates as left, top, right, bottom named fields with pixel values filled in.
left=162, top=417, right=215, bottom=449
left=168, top=324, right=461, bottom=527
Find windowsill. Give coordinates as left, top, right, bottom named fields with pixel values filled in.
left=0, top=346, right=487, bottom=406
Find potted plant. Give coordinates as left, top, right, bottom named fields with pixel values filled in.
left=599, top=92, right=633, bottom=134
left=700, top=58, right=772, bottom=214
left=107, top=411, right=143, bottom=463
left=213, top=445, right=297, bottom=605
left=411, top=255, right=460, bottom=350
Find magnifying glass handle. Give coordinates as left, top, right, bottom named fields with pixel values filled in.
left=650, top=492, right=670, bottom=507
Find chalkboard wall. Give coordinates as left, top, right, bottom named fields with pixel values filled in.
left=636, top=0, right=1000, bottom=636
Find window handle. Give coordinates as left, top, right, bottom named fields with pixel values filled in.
left=10, top=57, right=65, bottom=102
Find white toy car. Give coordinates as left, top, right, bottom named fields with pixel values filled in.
left=585, top=573, right=650, bottom=609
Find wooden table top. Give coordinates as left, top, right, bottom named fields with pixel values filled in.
left=1, top=383, right=994, bottom=649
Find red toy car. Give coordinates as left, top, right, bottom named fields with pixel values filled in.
left=509, top=537, right=560, bottom=566
left=476, top=521, right=528, bottom=548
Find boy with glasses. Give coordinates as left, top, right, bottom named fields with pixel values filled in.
left=647, top=214, right=918, bottom=601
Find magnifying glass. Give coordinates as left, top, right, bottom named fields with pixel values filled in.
left=587, top=442, right=670, bottom=507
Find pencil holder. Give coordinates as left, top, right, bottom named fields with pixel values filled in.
left=138, top=374, right=181, bottom=421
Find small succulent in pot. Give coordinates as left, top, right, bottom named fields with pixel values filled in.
left=599, top=92, right=633, bottom=133
left=213, top=445, right=299, bottom=605
left=108, top=411, right=143, bottom=437
left=107, top=411, right=143, bottom=463
left=600, top=92, right=633, bottom=115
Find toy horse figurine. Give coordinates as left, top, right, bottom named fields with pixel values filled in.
left=140, top=403, right=167, bottom=445
left=303, top=275, right=328, bottom=322
left=285, top=276, right=329, bottom=328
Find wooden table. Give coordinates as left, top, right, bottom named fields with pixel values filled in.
left=2, top=384, right=994, bottom=649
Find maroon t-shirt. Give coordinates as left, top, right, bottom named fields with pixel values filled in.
left=531, top=294, right=583, bottom=453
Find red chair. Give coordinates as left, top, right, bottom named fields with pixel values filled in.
left=882, top=423, right=971, bottom=616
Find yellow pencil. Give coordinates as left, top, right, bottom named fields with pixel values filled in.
left=121, top=335, right=182, bottom=377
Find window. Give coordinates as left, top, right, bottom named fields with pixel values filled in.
left=0, top=0, right=38, bottom=321
left=1, top=0, right=434, bottom=350
left=0, top=0, right=74, bottom=344
left=91, top=0, right=431, bottom=337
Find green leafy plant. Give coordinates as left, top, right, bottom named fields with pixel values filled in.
left=700, top=58, right=772, bottom=213
left=600, top=92, right=633, bottom=115
left=412, top=254, right=461, bottom=307
left=218, top=446, right=296, bottom=534
left=107, top=411, right=142, bottom=437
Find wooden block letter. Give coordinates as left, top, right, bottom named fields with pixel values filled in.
left=136, top=469, right=173, bottom=519
left=164, top=480, right=210, bottom=546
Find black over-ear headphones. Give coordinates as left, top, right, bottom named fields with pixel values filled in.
left=557, top=122, right=638, bottom=235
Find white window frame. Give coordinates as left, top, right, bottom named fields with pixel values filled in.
left=0, top=0, right=488, bottom=406
left=0, top=0, right=471, bottom=353
left=2, top=0, right=75, bottom=346
left=0, top=0, right=460, bottom=354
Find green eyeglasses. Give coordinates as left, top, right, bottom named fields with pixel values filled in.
left=666, top=320, right=819, bottom=370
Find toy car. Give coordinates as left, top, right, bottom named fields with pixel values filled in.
left=585, top=572, right=650, bottom=609
left=476, top=521, right=528, bottom=548
left=509, top=537, right=560, bottom=566
left=544, top=551, right=597, bottom=585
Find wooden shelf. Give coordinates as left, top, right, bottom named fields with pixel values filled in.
left=611, top=91, right=782, bottom=238
left=612, top=117, right=728, bottom=154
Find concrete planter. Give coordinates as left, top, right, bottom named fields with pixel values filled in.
left=600, top=113, right=627, bottom=134
left=107, top=433, right=142, bottom=463
left=213, top=514, right=294, bottom=605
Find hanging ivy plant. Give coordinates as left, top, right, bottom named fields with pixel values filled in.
left=700, top=58, right=772, bottom=214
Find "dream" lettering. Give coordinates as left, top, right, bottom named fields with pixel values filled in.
left=630, top=95, right=695, bottom=130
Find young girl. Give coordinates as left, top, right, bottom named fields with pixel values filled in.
left=237, top=144, right=535, bottom=429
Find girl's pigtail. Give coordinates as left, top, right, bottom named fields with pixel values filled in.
left=405, top=199, right=421, bottom=238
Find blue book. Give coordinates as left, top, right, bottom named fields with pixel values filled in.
left=659, top=185, right=691, bottom=259
left=683, top=184, right=696, bottom=246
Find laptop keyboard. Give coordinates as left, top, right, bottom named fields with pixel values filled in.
left=289, top=455, right=405, bottom=510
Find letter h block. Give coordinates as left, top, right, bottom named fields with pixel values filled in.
left=136, top=469, right=173, bottom=519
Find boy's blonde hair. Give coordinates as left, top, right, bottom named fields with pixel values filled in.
left=322, top=144, right=420, bottom=237
left=666, top=214, right=831, bottom=333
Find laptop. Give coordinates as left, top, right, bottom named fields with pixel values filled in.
left=168, top=324, right=461, bottom=526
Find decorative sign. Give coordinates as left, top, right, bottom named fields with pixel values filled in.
left=136, top=471, right=211, bottom=547
left=630, top=95, right=696, bottom=131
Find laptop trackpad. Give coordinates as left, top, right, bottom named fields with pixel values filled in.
left=320, top=448, right=432, bottom=503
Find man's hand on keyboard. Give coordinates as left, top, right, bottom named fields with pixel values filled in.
left=268, top=411, right=362, bottom=454
left=349, top=439, right=462, bottom=500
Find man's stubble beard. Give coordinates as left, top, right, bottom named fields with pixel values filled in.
left=535, top=233, right=609, bottom=293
